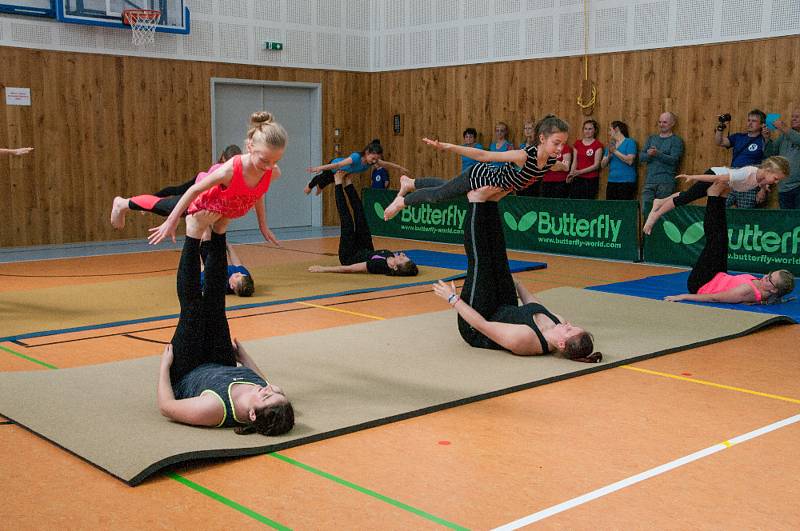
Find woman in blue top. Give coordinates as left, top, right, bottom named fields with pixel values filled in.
left=304, top=139, right=410, bottom=195
left=157, top=229, right=294, bottom=435
left=488, top=122, right=514, bottom=169
left=460, top=127, right=484, bottom=173
left=601, top=121, right=638, bottom=200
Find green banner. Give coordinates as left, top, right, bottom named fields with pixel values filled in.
left=643, top=204, right=800, bottom=275
left=499, top=197, right=640, bottom=261
left=364, top=189, right=640, bottom=261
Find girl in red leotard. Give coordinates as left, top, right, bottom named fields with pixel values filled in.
left=148, top=112, right=287, bottom=246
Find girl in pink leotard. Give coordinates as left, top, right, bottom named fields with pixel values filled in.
left=148, top=112, right=287, bottom=246
left=664, top=182, right=794, bottom=305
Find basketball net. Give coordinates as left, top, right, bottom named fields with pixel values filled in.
left=123, top=10, right=161, bottom=46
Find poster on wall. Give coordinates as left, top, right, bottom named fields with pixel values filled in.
left=5, top=87, right=31, bottom=106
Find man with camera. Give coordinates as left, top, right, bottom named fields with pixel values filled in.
left=714, top=109, right=770, bottom=208
left=764, top=109, right=800, bottom=209
left=640, top=112, right=684, bottom=214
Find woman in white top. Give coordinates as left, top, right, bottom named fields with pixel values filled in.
left=643, top=156, right=789, bottom=235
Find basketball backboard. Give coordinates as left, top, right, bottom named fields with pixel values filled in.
left=56, top=0, right=189, bottom=34
left=0, top=1, right=189, bottom=34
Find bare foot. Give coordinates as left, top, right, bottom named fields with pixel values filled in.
left=110, top=196, right=129, bottom=229
left=397, top=175, right=415, bottom=197
left=643, top=197, right=670, bottom=235
left=303, top=184, right=313, bottom=195
left=383, top=195, right=406, bottom=221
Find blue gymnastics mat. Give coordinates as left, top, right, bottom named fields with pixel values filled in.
left=403, top=249, right=546, bottom=273
left=588, top=271, right=800, bottom=323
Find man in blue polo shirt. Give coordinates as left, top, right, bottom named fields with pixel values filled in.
left=715, top=109, right=770, bottom=208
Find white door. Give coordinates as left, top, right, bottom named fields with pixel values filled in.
left=213, top=82, right=317, bottom=232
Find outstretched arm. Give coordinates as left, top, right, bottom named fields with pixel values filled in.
left=376, top=159, right=411, bottom=175
left=308, top=263, right=369, bottom=273
left=677, top=172, right=729, bottom=184
left=422, top=138, right=527, bottom=167
left=157, top=345, right=222, bottom=426
left=254, top=198, right=280, bottom=246
left=664, top=283, right=754, bottom=304
left=0, top=147, right=33, bottom=156
left=308, top=157, right=352, bottom=173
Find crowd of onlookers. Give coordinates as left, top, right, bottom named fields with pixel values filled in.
left=369, top=109, right=800, bottom=211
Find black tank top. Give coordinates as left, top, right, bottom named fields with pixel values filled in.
left=491, top=303, right=561, bottom=353
left=173, top=363, right=267, bottom=428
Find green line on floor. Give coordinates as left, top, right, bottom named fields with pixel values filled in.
left=167, top=472, right=291, bottom=530
left=0, top=344, right=58, bottom=370
left=270, top=453, right=469, bottom=530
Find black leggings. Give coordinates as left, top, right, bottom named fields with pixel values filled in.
left=403, top=174, right=473, bottom=207
left=336, top=184, right=374, bottom=265
left=169, top=231, right=236, bottom=384
left=672, top=169, right=716, bottom=207
left=687, top=195, right=728, bottom=294
left=128, top=177, right=196, bottom=217
left=458, top=201, right=518, bottom=349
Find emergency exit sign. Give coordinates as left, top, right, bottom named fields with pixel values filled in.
left=264, top=41, right=283, bottom=50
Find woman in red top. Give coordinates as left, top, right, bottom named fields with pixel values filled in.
left=568, top=119, right=603, bottom=199
left=539, top=148, right=573, bottom=198
left=149, top=112, right=287, bottom=246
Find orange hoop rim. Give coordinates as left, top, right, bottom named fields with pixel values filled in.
left=122, top=9, right=161, bottom=25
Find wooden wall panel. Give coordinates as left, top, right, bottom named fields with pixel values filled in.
left=0, top=47, right=371, bottom=246
left=1, top=34, right=799, bottom=247
left=368, top=35, right=800, bottom=205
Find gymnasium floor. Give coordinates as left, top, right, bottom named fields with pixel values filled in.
left=1, top=231, right=798, bottom=530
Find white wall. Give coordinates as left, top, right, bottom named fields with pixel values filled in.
left=0, top=0, right=798, bottom=72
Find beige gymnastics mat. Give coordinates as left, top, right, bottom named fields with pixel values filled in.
left=0, top=287, right=792, bottom=485
left=0, top=259, right=457, bottom=339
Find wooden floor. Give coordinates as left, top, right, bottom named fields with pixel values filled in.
left=1, top=236, right=798, bottom=530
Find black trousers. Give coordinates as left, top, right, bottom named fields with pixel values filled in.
left=336, top=184, right=375, bottom=265
left=458, top=202, right=518, bottom=349
left=569, top=178, right=598, bottom=199
left=541, top=181, right=569, bottom=198
left=673, top=169, right=717, bottom=207
left=687, top=195, right=728, bottom=294
left=169, top=231, right=236, bottom=384
left=606, top=182, right=636, bottom=200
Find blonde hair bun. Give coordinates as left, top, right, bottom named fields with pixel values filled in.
left=250, top=111, right=274, bottom=126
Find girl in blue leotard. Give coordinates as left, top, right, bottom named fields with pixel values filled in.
left=304, top=139, right=410, bottom=195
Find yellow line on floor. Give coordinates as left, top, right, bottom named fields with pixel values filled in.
left=621, top=365, right=800, bottom=405
left=297, top=301, right=385, bottom=321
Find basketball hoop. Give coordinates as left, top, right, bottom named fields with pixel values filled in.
left=122, top=9, right=161, bottom=46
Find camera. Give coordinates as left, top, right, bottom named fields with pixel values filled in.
left=716, top=113, right=732, bottom=131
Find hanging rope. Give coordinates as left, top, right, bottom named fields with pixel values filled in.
left=577, top=0, right=596, bottom=115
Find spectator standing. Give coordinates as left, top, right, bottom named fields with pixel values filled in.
left=460, top=128, right=484, bottom=174
left=765, top=110, right=800, bottom=209
left=371, top=166, right=390, bottom=189
left=488, top=122, right=514, bottom=169
left=568, top=119, right=603, bottom=199
left=716, top=109, right=769, bottom=208
left=601, top=121, right=638, bottom=200
left=640, top=112, right=684, bottom=212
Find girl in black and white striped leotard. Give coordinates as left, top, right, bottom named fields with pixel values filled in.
left=383, top=115, right=569, bottom=221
